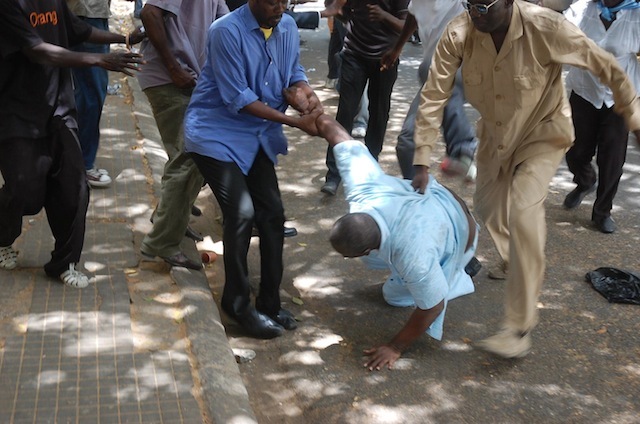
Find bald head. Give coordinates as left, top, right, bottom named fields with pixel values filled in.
left=329, top=213, right=381, bottom=258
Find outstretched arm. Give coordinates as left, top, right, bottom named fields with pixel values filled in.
left=315, top=113, right=352, bottom=146
left=23, top=43, right=144, bottom=76
left=363, top=300, right=444, bottom=371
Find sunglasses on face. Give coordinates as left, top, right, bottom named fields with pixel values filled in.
left=461, top=0, right=501, bottom=14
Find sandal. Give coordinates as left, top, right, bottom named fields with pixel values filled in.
left=0, top=246, right=17, bottom=270
left=59, top=263, right=89, bottom=288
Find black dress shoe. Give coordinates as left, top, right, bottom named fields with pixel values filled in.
left=321, top=180, right=338, bottom=196
left=191, top=205, right=202, bottom=216
left=228, top=308, right=284, bottom=339
left=563, top=184, right=596, bottom=209
left=162, top=252, right=202, bottom=270
left=464, top=257, right=482, bottom=278
left=593, top=216, right=616, bottom=234
left=185, top=225, right=204, bottom=242
left=260, top=308, right=298, bottom=330
left=251, top=226, right=298, bottom=238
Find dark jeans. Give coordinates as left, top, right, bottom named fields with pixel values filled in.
left=566, top=91, right=628, bottom=221
left=396, top=60, right=477, bottom=179
left=325, top=51, right=398, bottom=183
left=327, top=19, right=347, bottom=80
left=0, top=123, right=89, bottom=277
left=191, top=149, right=285, bottom=317
left=71, top=17, right=109, bottom=170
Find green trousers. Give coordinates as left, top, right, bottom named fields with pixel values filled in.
left=141, top=84, right=204, bottom=257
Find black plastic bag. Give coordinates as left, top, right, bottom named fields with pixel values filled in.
left=585, top=267, right=640, bottom=305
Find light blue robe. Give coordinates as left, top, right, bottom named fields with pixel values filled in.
left=334, top=140, right=477, bottom=340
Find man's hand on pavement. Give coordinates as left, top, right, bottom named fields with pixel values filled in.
left=363, top=345, right=401, bottom=371
left=411, top=165, right=430, bottom=194
left=634, top=130, right=640, bottom=148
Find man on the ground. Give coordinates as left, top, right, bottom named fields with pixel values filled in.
left=312, top=111, right=479, bottom=371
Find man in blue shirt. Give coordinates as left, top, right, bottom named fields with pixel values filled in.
left=312, top=111, right=479, bottom=371
left=184, top=0, right=321, bottom=339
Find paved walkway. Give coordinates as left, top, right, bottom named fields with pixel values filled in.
left=0, top=70, right=255, bottom=423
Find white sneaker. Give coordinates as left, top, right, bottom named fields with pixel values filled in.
left=351, top=127, right=366, bottom=138
left=0, top=245, right=18, bottom=270
left=86, top=168, right=112, bottom=188
left=59, top=263, right=89, bottom=288
left=476, top=328, right=532, bottom=358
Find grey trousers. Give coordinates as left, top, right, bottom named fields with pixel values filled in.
left=396, top=60, right=477, bottom=179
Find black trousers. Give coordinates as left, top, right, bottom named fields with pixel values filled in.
left=566, top=92, right=628, bottom=221
left=325, top=51, right=398, bottom=183
left=191, top=149, right=285, bottom=317
left=0, top=122, right=89, bottom=277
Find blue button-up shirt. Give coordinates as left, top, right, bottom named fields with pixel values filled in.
left=184, top=5, right=307, bottom=174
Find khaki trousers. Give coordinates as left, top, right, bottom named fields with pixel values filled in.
left=474, top=148, right=565, bottom=334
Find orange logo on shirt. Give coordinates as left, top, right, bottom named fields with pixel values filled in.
left=30, top=10, right=58, bottom=27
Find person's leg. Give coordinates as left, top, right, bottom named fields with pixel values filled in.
left=0, top=137, right=49, bottom=268
left=245, top=150, right=286, bottom=317
left=191, top=152, right=283, bottom=338
left=71, top=18, right=109, bottom=174
left=351, top=86, right=369, bottom=137
left=396, top=60, right=429, bottom=180
left=442, top=69, right=477, bottom=160
left=326, top=19, right=345, bottom=81
left=324, top=52, right=368, bottom=189
left=141, top=85, right=204, bottom=259
left=477, top=149, right=565, bottom=358
left=42, top=123, right=90, bottom=285
left=565, top=92, right=599, bottom=205
left=363, top=57, right=398, bottom=160
left=474, top=165, right=511, bottom=273
left=191, top=153, right=254, bottom=316
left=592, top=106, right=627, bottom=226
left=143, top=84, right=192, bottom=162
left=396, top=87, right=422, bottom=179
left=134, top=0, right=143, bottom=18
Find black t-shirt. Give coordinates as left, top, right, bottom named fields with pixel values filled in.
left=0, top=0, right=92, bottom=141
left=342, top=0, right=409, bottom=60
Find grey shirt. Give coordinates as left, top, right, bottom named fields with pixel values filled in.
left=137, top=0, right=229, bottom=90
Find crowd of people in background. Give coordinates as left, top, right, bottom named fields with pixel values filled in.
left=1, top=0, right=639, bottom=363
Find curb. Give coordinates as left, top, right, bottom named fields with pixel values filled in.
left=127, top=76, right=257, bottom=424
